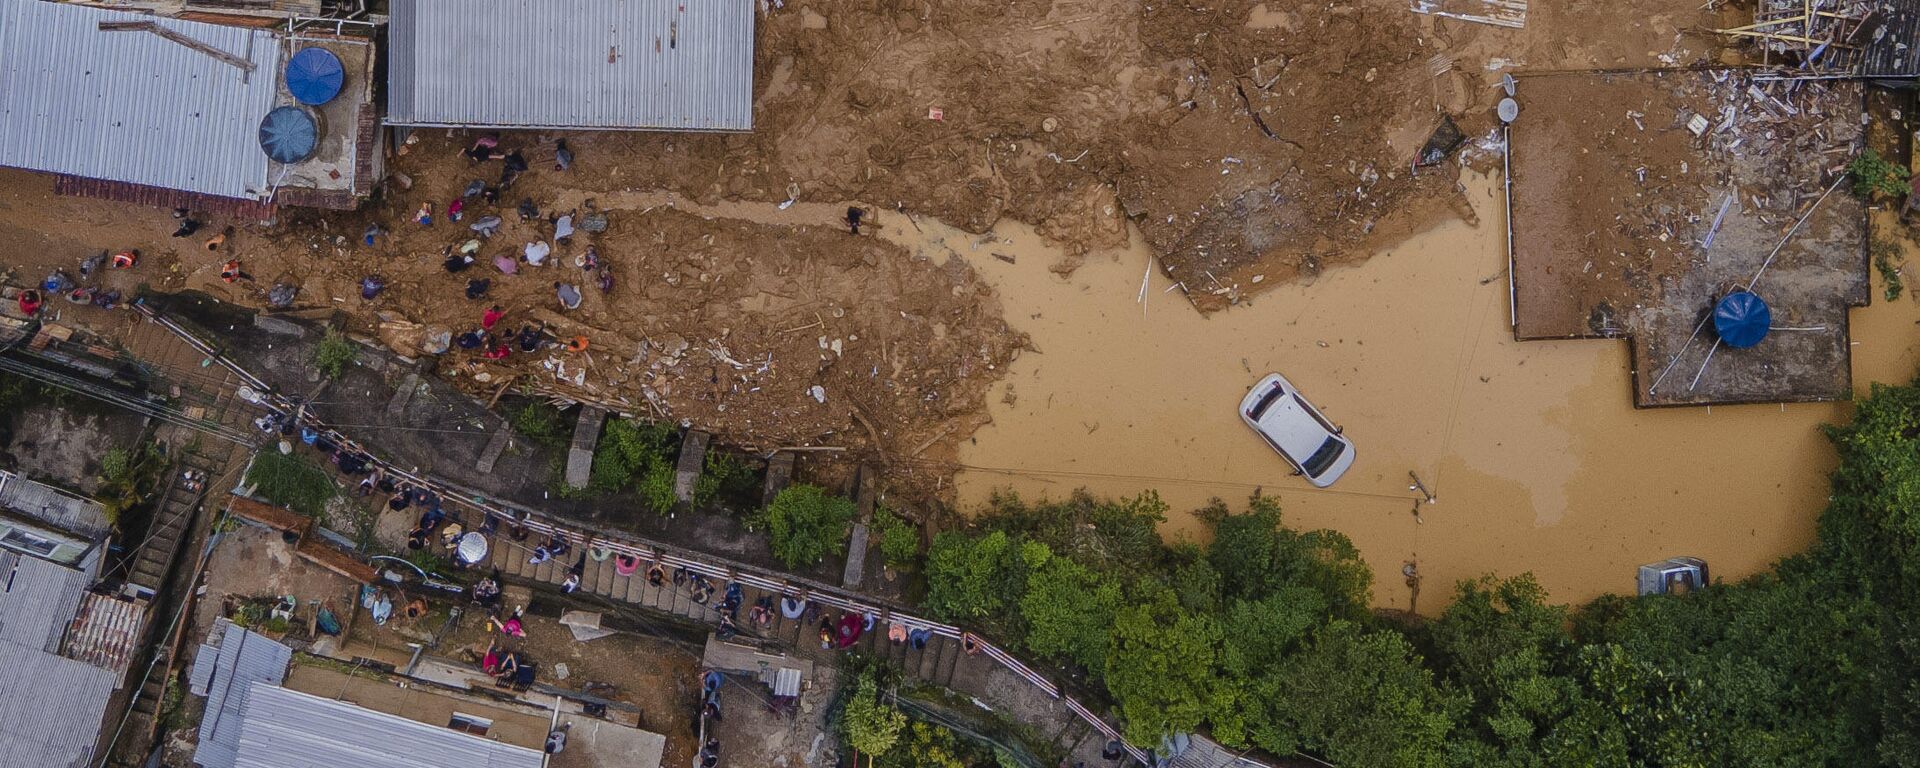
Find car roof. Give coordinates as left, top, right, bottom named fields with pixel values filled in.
left=1256, top=392, right=1333, bottom=460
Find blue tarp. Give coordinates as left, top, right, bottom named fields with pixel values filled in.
left=258, top=106, right=317, bottom=164
left=286, top=47, right=344, bottom=106
left=1713, top=291, right=1771, bottom=349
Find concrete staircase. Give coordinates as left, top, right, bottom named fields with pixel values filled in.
left=482, top=532, right=968, bottom=689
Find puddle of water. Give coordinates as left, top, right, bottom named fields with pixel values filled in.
left=903, top=175, right=1920, bottom=613
left=573, top=180, right=1920, bottom=613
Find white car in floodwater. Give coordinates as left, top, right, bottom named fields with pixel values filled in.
left=1239, top=373, right=1355, bottom=487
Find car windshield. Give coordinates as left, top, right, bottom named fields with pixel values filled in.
left=1301, top=437, right=1345, bottom=477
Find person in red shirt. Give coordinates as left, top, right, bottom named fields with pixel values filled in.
left=483, top=344, right=510, bottom=361
left=16, top=289, right=42, bottom=317
left=481, top=305, right=506, bottom=330
left=220, top=260, right=250, bottom=283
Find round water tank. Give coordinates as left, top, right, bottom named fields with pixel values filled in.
left=1712, top=291, right=1772, bottom=349
left=286, top=47, right=345, bottom=106
left=259, top=106, right=319, bottom=164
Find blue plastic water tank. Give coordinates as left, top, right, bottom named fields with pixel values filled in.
left=286, top=47, right=345, bottom=106
left=258, top=106, right=319, bottom=164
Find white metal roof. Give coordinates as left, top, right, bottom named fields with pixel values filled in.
left=190, top=620, right=292, bottom=768
left=386, top=0, right=755, bottom=131
left=0, top=551, right=88, bottom=653
left=0, top=0, right=280, bottom=200
left=232, top=683, right=546, bottom=768
left=0, top=641, right=116, bottom=768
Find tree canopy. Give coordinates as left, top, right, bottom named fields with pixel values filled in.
left=922, top=380, right=1920, bottom=766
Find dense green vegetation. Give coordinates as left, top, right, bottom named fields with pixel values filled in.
left=1850, top=149, right=1912, bottom=200
left=243, top=450, right=336, bottom=517
left=311, top=329, right=358, bottom=380
left=586, top=418, right=681, bottom=511
left=923, top=382, right=1920, bottom=766
left=757, top=484, right=856, bottom=569
left=837, top=665, right=1022, bottom=768
left=95, top=442, right=163, bottom=524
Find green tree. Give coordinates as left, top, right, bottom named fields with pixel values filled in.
left=1206, top=496, right=1371, bottom=618
left=1020, top=547, right=1124, bottom=674
left=1260, top=621, right=1459, bottom=768
left=1104, top=590, right=1227, bottom=745
left=843, top=673, right=907, bottom=758
left=758, top=484, right=855, bottom=569
left=924, top=530, right=1022, bottom=622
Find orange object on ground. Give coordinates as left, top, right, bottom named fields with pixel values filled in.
left=565, top=336, right=589, bottom=352
left=110, top=250, right=137, bottom=269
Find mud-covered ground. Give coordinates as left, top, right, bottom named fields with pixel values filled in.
left=0, top=0, right=1734, bottom=468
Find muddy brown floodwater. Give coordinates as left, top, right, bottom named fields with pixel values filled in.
left=888, top=174, right=1920, bottom=615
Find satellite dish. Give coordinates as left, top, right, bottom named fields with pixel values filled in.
left=259, top=106, right=319, bottom=164
left=1497, top=97, right=1519, bottom=124
left=286, top=47, right=345, bottom=106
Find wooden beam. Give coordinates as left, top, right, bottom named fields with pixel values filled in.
left=97, top=20, right=255, bottom=73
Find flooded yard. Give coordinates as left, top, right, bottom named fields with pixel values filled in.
left=902, top=174, right=1920, bottom=613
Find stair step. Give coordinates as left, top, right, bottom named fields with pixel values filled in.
left=917, top=638, right=944, bottom=680
left=591, top=557, right=614, bottom=597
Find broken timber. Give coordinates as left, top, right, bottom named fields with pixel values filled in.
left=97, top=21, right=257, bottom=73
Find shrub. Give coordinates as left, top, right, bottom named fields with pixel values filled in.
left=588, top=418, right=678, bottom=495
left=1848, top=149, right=1910, bottom=199
left=757, top=484, right=855, bottom=569
left=638, top=462, right=678, bottom=515
left=509, top=400, right=573, bottom=449
left=312, top=329, right=358, bottom=379
left=694, top=451, right=754, bottom=509
left=1874, top=236, right=1906, bottom=302
left=873, top=507, right=920, bottom=567
left=95, top=443, right=161, bottom=525
left=243, top=450, right=335, bottom=517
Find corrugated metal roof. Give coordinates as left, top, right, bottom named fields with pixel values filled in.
left=0, top=640, right=117, bottom=768
left=232, top=683, right=546, bottom=768
left=0, top=0, right=281, bottom=200
left=191, top=620, right=291, bottom=768
left=0, top=551, right=88, bottom=653
left=386, top=0, right=754, bottom=131
left=60, top=592, right=148, bottom=677
left=0, top=470, right=109, bottom=540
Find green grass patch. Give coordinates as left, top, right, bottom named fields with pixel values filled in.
left=244, top=450, right=337, bottom=517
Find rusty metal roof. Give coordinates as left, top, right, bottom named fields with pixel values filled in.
left=59, top=591, right=148, bottom=676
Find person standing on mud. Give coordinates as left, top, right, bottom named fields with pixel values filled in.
left=845, top=206, right=866, bottom=235
left=554, top=282, right=582, bottom=310
left=500, top=150, right=528, bottom=187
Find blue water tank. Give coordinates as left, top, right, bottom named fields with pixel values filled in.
left=286, top=47, right=345, bottom=106
left=1713, top=291, right=1772, bottom=349
left=258, top=106, right=319, bottom=164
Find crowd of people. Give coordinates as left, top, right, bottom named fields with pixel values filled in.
left=362, top=134, right=606, bottom=367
